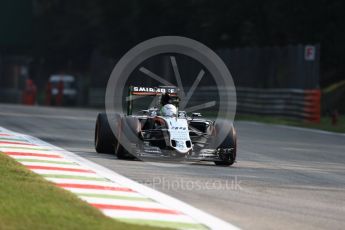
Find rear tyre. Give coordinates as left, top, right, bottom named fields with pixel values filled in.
left=213, top=121, right=237, bottom=166
left=94, top=113, right=115, bottom=153
left=115, top=117, right=141, bottom=160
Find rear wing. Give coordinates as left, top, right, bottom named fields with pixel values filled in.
left=127, top=86, right=179, bottom=115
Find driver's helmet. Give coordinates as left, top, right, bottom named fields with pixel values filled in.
left=161, top=104, right=177, bottom=117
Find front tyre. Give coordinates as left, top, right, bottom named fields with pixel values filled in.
left=213, top=121, right=237, bottom=166
left=94, top=113, right=115, bottom=153
left=115, top=116, right=141, bottom=160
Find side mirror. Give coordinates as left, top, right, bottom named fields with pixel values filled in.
left=192, top=113, right=202, bottom=119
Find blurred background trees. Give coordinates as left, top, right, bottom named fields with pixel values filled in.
left=27, top=0, right=344, bottom=87
left=1, top=0, right=344, bottom=108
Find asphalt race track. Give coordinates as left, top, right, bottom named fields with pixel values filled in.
left=0, top=104, right=344, bottom=230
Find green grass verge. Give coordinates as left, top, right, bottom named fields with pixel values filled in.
left=236, top=114, right=345, bottom=133
left=0, top=153, right=164, bottom=230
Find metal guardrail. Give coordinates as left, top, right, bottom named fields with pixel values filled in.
left=88, top=86, right=321, bottom=122
left=184, top=86, right=320, bottom=122
left=236, top=87, right=321, bottom=122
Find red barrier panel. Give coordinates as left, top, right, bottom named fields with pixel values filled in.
left=22, top=79, right=37, bottom=105
left=304, top=89, right=321, bottom=123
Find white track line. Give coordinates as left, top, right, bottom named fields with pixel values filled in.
left=0, top=144, right=46, bottom=149
left=9, top=155, right=72, bottom=162
left=81, top=197, right=168, bottom=209
left=65, top=188, right=148, bottom=197
left=45, top=178, right=115, bottom=186
left=20, top=162, right=84, bottom=169
left=0, top=149, right=57, bottom=154
left=101, top=210, right=200, bottom=223
left=30, top=169, right=99, bottom=177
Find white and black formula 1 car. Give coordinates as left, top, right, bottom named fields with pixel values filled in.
left=94, top=86, right=237, bottom=166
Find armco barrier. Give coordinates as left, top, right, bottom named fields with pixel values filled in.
left=236, top=87, right=321, bottom=122
left=88, top=86, right=321, bottom=122
left=183, top=86, right=320, bottom=122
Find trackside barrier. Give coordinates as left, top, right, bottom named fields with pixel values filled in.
left=87, top=86, right=321, bottom=122
left=236, top=87, right=321, bottom=122
left=183, top=86, right=320, bottom=122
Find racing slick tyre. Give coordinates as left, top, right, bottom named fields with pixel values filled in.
left=115, top=116, right=141, bottom=160
left=95, top=113, right=115, bottom=154
left=213, top=121, right=237, bottom=166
